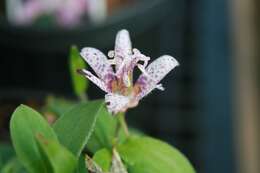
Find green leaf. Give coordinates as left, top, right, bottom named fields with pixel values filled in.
left=93, top=149, right=112, bottom=172
left=117, top=136, right=196, bottom=173
left=10, top=105, right=58, bottom=173
left=36, top=135, right=77, bottom=173
left=69, top=46, right=88, bottom=99
left=43, top=95, right=76, bottom=118
left=53, top=100, right=104, bottom=157
left=87, top=110, right=142, bottom=154
left=1, top=157, right=27, bottom=173
left=86, top=107, right=118, bottom=153
left=75, top=155, right=88, bottom=173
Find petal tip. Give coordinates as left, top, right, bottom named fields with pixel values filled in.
left=76, top=69, right=85, bottom=75
left=118, top=29, right=129, bottom=34
left=164, top=55, right=180, bottom=67
left=80, top=47, right=99, bottom=56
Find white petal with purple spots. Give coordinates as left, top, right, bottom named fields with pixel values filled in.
left=135, top=55, right=179, bottom=99
left=105, top=93, right=130, bottom=114
left=114, top=29, right=132, bottom=70
left=78, top=69, right=108, bottom=92
left=80, top=47, right=114, bottom=83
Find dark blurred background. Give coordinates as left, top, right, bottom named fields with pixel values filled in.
left=0, top=0, right=260, bottom=173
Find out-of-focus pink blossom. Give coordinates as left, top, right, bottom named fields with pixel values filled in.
left=12, top=0, right=43, bottom=25
left=8, top=0, right=89, bottom=27
left=56, top=0, right=88, bottom=26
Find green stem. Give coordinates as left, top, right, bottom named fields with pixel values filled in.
left=118, top=113, right=129, bottom=137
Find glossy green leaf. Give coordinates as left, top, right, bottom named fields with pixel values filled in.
left=10, top=105, right=58, bottom=173
left=93, top=148, right=112, bottom=172
left=53, top=100, right=104, bottom=157
left=69, top=46, right=88, bottom=99
left=86, top=107, right=118, bottom=153
left=36, top=135, right=77, bottom=173
left=117, top=136, right=196, bottom=173
left=87, top=111, right=142, bottom=154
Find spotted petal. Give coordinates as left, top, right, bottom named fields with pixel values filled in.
left=77, top=69, right=108, bottom=92
left=80, top=47, right=115, bottom=85
left=135, top=55, right=179, bottom=100
left=105, top=93, right=130, bottom=114
left=114, top=29, right=132, bottom=70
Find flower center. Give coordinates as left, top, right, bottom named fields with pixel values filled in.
left=111, top=76, right=134, bottom=96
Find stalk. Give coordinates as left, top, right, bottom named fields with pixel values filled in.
left=117, top=112, right=129, bottom=137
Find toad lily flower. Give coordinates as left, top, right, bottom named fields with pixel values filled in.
left=78, top=29, right=179, bottom=114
